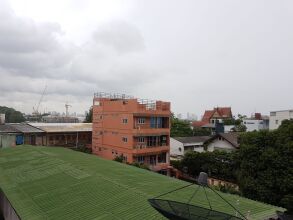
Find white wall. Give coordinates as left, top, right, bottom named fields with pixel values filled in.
left=170, top=138, right=184, bottom=156
left=269, top=110, right=293, bottom=130
left=243, top=119, right=265, bottom=131
left=224, top=125, right=234, bottom=133
left=206, top=139, right=236, bottom=152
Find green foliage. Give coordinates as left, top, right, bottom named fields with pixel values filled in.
left=232, top=124, right=247, bottom=132
left=237, top=119, right=293, bottom=213
left=113, top=154, right=124, bottom=163
left=180, top=151, right=237, bottom=182
left=223, top=114, right=247, bottom=126
left=223, top=118, right=236, bottom=125
left=84, top=106, right=93, bottom=123
left=0, top=106, right=25, bottom=123
left=171, top=115, right=193, bottom=137
left=72, top=145, right=92, bottom=154
left=193, top=127, right=211, bottom=136
left=131, top=162, right=150, bottom=170
left=170, top=159, right=183, bottom=170
left=174, top=120, right=293, bottom=213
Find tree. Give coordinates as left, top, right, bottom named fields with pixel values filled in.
left=179, top=151, right=237, bottom=182
left=170, top=114, right=193, bottom=137
left=193, top=127, right=211, bottom=136
left=84, top=106, right=93, bottom=123
left=0, top=106, right=25, bottom=123
left=237, top=120, right=293, bottom=213
left=232, top=124, right=247, bottom=132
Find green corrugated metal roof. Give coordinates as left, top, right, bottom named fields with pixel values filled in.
left=0, top=146, right=285, bottom=220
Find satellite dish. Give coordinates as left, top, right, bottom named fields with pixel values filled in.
left=148, top=172, right=247, bottom=220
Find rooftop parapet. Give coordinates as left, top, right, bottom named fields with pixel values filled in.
left=94, top=92, right=170, bottom=112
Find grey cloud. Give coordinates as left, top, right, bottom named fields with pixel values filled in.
left=93, top=21, right=145, bottom=54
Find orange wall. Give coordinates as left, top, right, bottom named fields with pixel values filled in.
left=92, top=97, right=171, bottom=168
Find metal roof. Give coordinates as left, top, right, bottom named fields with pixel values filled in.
left=0, top=124, right=20, bottom=133
left=0, top=146, right=285, bottom=220
left=28, top=123, right=92, bottom=133
left=9, top=124, right=44, bottom=133
left=173, top=136, right=211, bottom=144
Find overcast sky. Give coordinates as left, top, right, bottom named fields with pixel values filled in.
left=0, top=0, right=292, bottom=118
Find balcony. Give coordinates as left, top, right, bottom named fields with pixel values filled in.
left=132, top=145, right=169, bottom=155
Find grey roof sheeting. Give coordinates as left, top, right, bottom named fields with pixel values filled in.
left=214, top=133, right=240, bottom=148
left=173, top=136, right=211, bottom=144
left=0, top=124, right=20, bottom=133
left=28, top=123, right=92, bottom=133
left=9, top=124, right=44, bottom=133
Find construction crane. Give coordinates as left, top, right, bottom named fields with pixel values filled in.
left=65, top=102, right=72, bottom=117
left=33, top=85, right=47, bottom=116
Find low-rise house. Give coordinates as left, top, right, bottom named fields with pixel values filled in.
left=192, top=107, right=232, bottom=127
left=9, top=123, right=45, bottom=145
left=0, top=123, right=92, bottom=149
left=0, top=124, right=21, bottom=148
left=205, top=133, right=240, bottom=152
left=269, top=109, right=293, bottom=130
left=29, top=123, right=92, bottom=148
left=170, top=136, right=211, bottom=156
left=192, top=107, right=232, bottom=134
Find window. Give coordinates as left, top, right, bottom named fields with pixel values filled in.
left=276, top=120, right=279, bottom=124
left=138, top=118, right=145, bottom=124
left=179, top=147, right=182, bottom=152
left=158, top=153, right=166, bottom=163
left=122, top=118, right=128, bottom=124
left=122, top=137, right=128, bottom=142
left=138, top=137, right=145, bottom=143
left=94, top=101, right=100, bottom=106
left=137, top=156, right=144, bottom=163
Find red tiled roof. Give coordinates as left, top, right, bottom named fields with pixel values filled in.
left=202, top=110, right=214, bottom=122
left=191, top=121, right=209, bottom=127
left=192, top=107, right=232, bottom=128
left=216, top=107, right=232, bottom=118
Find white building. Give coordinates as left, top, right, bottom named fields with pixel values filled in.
left=206, top=133, right=239, bottom=152
left=170, top=136, right=210, bottom=156
left=269, top=109, right=293, bottom=130
left=243, top=118, right=269, bottom=131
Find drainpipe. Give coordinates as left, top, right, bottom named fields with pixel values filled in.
left=76, top=132, right=79, bottom=148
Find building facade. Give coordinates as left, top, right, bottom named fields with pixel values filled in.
left=269, top=109, right=293, bottom=130
left=205, top=133, right=239, bottom=152
left=242, top=113, right=269, bottom=132
left=92, top=93, right=171, bottom=173
left=170, top=136, right=210, bottom=157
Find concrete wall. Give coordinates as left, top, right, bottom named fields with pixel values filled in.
left=206, top=139, right=236, bottom=152
left=0, top=114, right=5, bottom=125
left=170, top=138, right=184, bottom=156
left=0, top=134, right=16, bottom=149
left=270, top=110, right=293, bottom=130
left=0, top=190, right=20, bottom=220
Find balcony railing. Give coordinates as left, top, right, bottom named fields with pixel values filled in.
left=134, top=143, right=167, bottom=150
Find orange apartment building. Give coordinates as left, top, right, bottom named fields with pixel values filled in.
left=92, top=92, right=171, bottom=174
